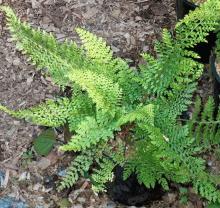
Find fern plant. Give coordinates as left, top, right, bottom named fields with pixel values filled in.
left=1, top=0, right=220, bottom=203
left=188, top=97, right=220, bottom=147
left=216, top=30, right=220, bottom=62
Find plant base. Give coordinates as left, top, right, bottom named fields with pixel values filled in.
left=107, top=166, right=164, bottom=206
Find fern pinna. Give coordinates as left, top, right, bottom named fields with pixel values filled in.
left=1, top=0, right=220, bottom=203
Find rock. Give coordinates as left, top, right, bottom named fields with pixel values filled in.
left=18, top=172, right=30, bottom=181
left=111, top=9, right=121, bottom=18
left=0, top=170, right=5, bottom=187
left=0, top=197, right=28, bottom=208
left=56, top=34, right=66, bottom=40
left=143, top=45, right=149, bottom=52
left=163, top=192, right=177, bottom=204
left=135, top=16, right=142, bottom=21
left=73, top=204, right=83, bottom=208
left=207, top=160, right=213, bottom=167
left=111, top=46, right=120, bottom=53
left=57, top=169, right=66, bottom=177
left=44, top=0, right=54, bottom=5
left=186, top=201, right=195, bottom=208
left=106, top=200, right=117, bottom=208
left=26, top=76, right=33, bottom=86
left=31, top=0, right=40, bottom=9
left=33, top=183, right=42, bottom=191
left=13, top=58, right=21, bottom=66
left=37, top=157, right=51, bottom=170
left=77, top=197, right=86, bottom=203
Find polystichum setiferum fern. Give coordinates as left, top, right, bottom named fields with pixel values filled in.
left=1, top=0, right=220, bottom=202
left=216, top=30, right=220, bottom=62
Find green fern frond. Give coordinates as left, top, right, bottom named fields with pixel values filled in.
left=91, top=141, right=125, bottom=192
left=175, top=0, right=220, bottom=48
left=0, top=98, right=70, bottom=127
left=68, top=70, right=122, bottom=112
left=117, top=104, right=154, bottom=127
left=92, top=157, right=115, bottom=193
left=60, top=116, right=116, bottom=151
left=188, top=96, right=202, bottom=135
left=187, top=97, right=220, bottom=146
left=76, top=28, right=115, bottom=72
left=194, top=178, right=220, bottom=203
left=1, top=2, right=220, bottom=203
left=57, top=149, right=95, bottom=191
left=67, top=93, right=94, bottom=132
left=0, top=6, right=85, bottom=86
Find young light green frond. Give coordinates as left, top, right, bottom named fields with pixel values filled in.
left=76, top=28, right=114, bottom=68
left=69, top=70, right=122, bottom=112
left=67, top=93, right=95, bottom=132
left=60, top=117, right=115, bottom=151
left=116, top=104, right=154, bottom=127
left=0, top=6, right=85, bottom=86
left=0, top=105, right=16, bottom=116
left=0, top=98, right=71, bottom=127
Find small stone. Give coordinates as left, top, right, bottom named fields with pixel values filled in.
left=0, top=170, right=5, bottom=187
left=33, top=183, right=42, bottom=191
left=57, top=169, right=66, bottom=177
left=0, top=197, right=28, bottom=208
left=135, top=16, right=142, bottom=21
left=163, top=192, right=177, bottom=204
left=186, top=201, right=194, bottom=208
left=143, top=45, right=149, bottom=52
left=13, top=58, right=21, bottom=66
left=37, top=158, right=51, bottom=170
left=73, top=204, right=83, bottom=208
left=31, top=0, right=40, bottom=9
left=19, top=172, right=30, bottom=181
left=13, top=120, right=20, bottom=125
left=112, top=9, right=121, bottom=18
left=77, top=197, right=86, bottom=203
left=56, top=33, right=66, bottom=40
left=44, top=0, right=54, bottom=5
left=106, top=200, right=117, bottom=208
left=207, top=160, right=213, bottom=167
left=26, top=76, right=33, bottom=86
left=111, top=46, right=120, bottom=53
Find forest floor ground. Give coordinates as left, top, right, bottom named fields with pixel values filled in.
left=0, top=0, right=214, bottom=207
